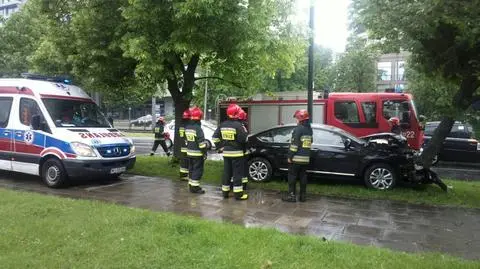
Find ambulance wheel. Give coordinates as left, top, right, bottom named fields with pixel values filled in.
left=41, top=158, right=67, bottom=188
left=248, top=157, right=272, bottom=182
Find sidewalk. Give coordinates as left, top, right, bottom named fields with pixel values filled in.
left=1, top=173, right=479, bottom=260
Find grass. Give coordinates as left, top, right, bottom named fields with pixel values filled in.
left=131, top=156, right=480, bottom=208
left=0, top=188, right=478, bottom=269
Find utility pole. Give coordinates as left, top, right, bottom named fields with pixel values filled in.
left=151, top=95, right=156, bottom=130
left=307, top=2, right=315, bottom=122
left=204, top=69, right=208, bottom=120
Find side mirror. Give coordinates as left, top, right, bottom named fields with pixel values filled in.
left=31, top=115, right=41, bottom=130
left=343, top=138, right=352, bottom=149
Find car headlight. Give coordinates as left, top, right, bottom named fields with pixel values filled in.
left=71, top=142, right=97, bottom=157
left=130, top=144, right=136, bottom=154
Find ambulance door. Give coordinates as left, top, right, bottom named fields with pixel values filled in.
left=12, top=97, right=47, bottom=175
left=0, top=96, right=14, bottom=171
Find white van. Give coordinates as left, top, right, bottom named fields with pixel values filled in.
left=0, top=76, right=136, bottom=188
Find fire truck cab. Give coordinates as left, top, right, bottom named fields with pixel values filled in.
left=218, top=92, right=424, bottom=150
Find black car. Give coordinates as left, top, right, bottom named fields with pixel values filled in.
left=246, top=124, right=415, bottom=190
left=423, top=121, right=479, bottom=164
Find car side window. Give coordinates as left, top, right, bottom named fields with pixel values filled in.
left=334, top=101, right=360, bottom=123
left=272, top=127, right=294, bottom=143
left=0, top=97, right=13, bottom=128
left=256, top=131, right=273, bottom=143
left=19, top=98, right=44, bottom=127
left=450, top=125, right=470, bottom=139
left=424, top=125, right=436, bottom=136
left=313, top=129, right=344, bottom=146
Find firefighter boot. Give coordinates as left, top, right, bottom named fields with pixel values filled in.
left=222, top=191, right=230, bottom=199
left=235, top=192, right=248, bottom=200
left=189, top=185, right=206, bottom=194
left=282, top=183, right=297, bottom=202
left=299, top=184, right=307, bottom=202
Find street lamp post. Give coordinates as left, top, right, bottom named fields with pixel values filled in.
left=307, top=2, right=315, bottom=122
left=204, top=69, right=208, bottom=118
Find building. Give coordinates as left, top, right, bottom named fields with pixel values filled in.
left=376, top=51, right=410, bottom=92
left=0, top=0, right=25, bottom=22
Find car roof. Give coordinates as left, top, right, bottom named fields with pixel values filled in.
left=252, top=123, right=363, bottom=142
left=426, top=121, right=472, bottom=127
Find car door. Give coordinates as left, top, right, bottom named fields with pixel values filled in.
left=0, top=96, right=14, bottom=171
left=310, top=128, right=361, bottom=176
left=442, top=124, right=478, bottom=162
left=254, top=126, right=294, bottom=170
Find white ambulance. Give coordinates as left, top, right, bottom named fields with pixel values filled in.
left=0, top=75, right=136, bottom=188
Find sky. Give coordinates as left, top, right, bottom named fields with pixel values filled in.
left=295, top=0, right=351, bottom=53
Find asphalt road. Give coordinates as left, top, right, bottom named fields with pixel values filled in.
left=131, top=137, right=480, bottom=181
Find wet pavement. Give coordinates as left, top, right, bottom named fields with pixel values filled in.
left=1, top=173, right=480, bottom=260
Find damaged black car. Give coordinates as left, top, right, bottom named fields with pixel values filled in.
left=246, top=124, right=446, bottom=191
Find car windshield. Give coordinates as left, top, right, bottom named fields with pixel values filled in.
left=42, top=98, right=110, bottom=128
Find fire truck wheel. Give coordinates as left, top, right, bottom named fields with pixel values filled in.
left=41, top=158, right=68, bottom=188
left=248, top=157, right=272, bottom=182
left=364, top=163, right=397, bottom=190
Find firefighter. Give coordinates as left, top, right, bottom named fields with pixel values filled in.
left=178, top=108, right=191, bottom=181
left=388, top=117, right=402, bottom=135
left=185, top=107, right=208, bottom=194
left=237, top=108, right=249, bottom=190
left=283, top=109, right=313, bottom=203
left=150, top=117, right=171, bottom=156
left=213, top=104, right=248, bottom=200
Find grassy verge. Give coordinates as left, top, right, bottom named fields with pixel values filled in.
left=131, top=156, right=480, bottom=208
left=0, top=189, right=477, bottom=269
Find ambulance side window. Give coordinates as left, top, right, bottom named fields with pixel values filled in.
left=0, top=97, right=13, bottom=128
left=19, top=98, right=45, bottom=128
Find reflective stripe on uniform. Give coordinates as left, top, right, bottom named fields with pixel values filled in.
left=189, top=179, right=200, bottom=186
left=223, top=150, right=244, bottom=157
left=212, top=138, right=221, bottom=143
left=292, top=155, right=310, bottom=163
left=242, top=177, right=248, bottom=184
left=222, top=185, right=231, bottom=192
left=199, top=142, right=207, bottom=149
left=180, top=147, right=187, bottom=153
left=233, top=185, right=244, bottom=193
left=289, top=145, right=298, bottom=152
left=187, top=149, right=203, bottom=157
left=179, top=167, right=189, bottom=173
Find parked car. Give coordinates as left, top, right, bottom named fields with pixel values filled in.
left=423, top=121, right=479, bottom=164
left=246, top=124, right=419, bottom=190
left=165, top=120, right=217, bottom=149
left=129, top=114, right=161, bottom=127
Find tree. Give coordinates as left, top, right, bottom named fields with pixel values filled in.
left=121, top=0, right=304, bottom=156
left=353, top=0, right=480, bottom=168
left=331, top=38, right=377, bottom=92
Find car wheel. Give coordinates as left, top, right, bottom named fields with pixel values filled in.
left=364, top=163, right=396, bottom=190
left=248, top=157, right=272, bottom=182
left=41, top=158, right=68, bottom=188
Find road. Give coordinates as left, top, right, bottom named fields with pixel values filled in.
left=131, top=137, right=480, bottom=181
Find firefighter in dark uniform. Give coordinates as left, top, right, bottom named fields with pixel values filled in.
left=213, top=104, right=248, bottom=200
left=388, top=117, right=402, bottom=135
left=185, top=107, right=207, bottom=194
left=178, top=108, right=191, bottom=180
left=283, top=109, right=313, bottom=203
left=237, top=108, right=249, bottom=190
left=150, top=117, right=171, bottom=156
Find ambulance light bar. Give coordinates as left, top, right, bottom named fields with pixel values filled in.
left=21, top=73, right=72, bottom=84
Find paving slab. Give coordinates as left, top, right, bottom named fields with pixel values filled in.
left=0, top=172, right=479, bottom=260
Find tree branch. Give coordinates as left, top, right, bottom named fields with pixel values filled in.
left=194, top=76, right=245, bottom=89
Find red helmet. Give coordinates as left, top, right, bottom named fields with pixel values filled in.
left=388, top=117, right=400, bottom=126
left=190, top=107, right=203, bottom=120
left=294, top=109, right=309, bottom=121
left=238, top=109, right=247, bottom=121
left=226, top=103, right=241, bottom=119
left=182, top=109, right=191, bottom=120
left=157, top=117, right=165, bottom=123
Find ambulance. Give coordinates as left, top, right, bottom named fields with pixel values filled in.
left=0, top=75, right=136, bottom=188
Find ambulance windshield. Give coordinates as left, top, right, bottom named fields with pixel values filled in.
left=42, top=98, right=110, bottom=128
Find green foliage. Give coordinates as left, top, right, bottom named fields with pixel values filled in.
left=331, top=38, right=377, bottom=92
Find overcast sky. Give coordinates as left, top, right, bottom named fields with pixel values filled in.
left=295, top=0, right=351, bottom=53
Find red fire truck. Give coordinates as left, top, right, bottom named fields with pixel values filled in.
left=218, top=92, right=424, bottom=150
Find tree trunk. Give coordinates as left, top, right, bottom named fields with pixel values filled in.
left=172, top=97, right=190, bottom=158
left=420, top=116, right=455, bottom=169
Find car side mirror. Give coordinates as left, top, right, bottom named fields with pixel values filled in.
left=31, top=115, right=41, bottom=130
left=343, top=138, right=352, bottom=149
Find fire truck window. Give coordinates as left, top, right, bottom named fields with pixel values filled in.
left=334, top=101, right=360, bottom=123
left=0, top=97, right=13, bottom=128
left=361, top=102, right=377, bottom=124
left=19, top=98, right=43, bottom=127
left=383, top=100, right=411, bottom=123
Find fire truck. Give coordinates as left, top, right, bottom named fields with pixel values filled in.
left=218, top=91, right=425, bottom=150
